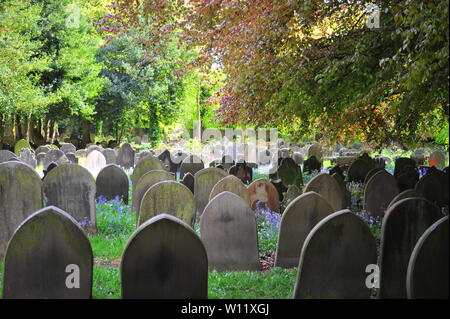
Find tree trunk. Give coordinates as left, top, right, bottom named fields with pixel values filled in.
left=82, top=119, right=91, bottom=147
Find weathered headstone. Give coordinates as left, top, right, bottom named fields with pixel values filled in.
left=132, top=170, right=174, bottom=218
left=347, top=158, right=374, bottom=183
left=43, top=164, right=96, bottom=233
left=86, top=150, right=106, bottom=176
left=14, top=139, right=31, bottom=156
left=61, top=143, right=76, bottom=154
left=406, top=216, right=449, bottom=299
left=415, top=167, right=449, bottom=208
left=121, top=214, right=207, bottom=299
left=248, top=178, right=280, bottom=212
left=396, top=166, right=419, bottom=192
left=194, top=167, right=228, bottom=216
left=331, top=173, right=351, bottom=209
left=307, top=144, right=323, bottom=162
left=378, top=198, right=442, bottom=299
left=36, top=152, right=46, bottom=166
left=139, top=181, right=196, bottom=226
left=209, top=175, right=250, bottom=205
left=96, top=164, right=129, bottom=204
left=387, top=189, right=422, bottom=209
left=394, top=157, right=417, bottom=178
left=43, top=148, right=69, bottom=169
left=200, top=192, right=260, bottom=271
left=180, top=154, right=204, bottom=179
left=65, top=152, right=78, bottom=164
left=278, top=157, right=303, bottom=188
left=86, top=144, right=103, bottom=156
left=180, top=172, right=195, bottom=194
left=294, top=210, right=377, bottom=299
left=0, top=161, right=42, bottom=258
left=3, top=206, right=93, bottom=299
left=116, top=143, right=135, bottom=169
left=0, top=150, right=17, bottom=163
left=303, top=156, right=322, bottom=174
left=131, top=155, right=164, bottom=192
left=19, top=148, right=37, bottom=168
left=363, top=170, right=399, bottom=218
left=275, top=192, right=334, bottom=268
left=363, top=167, right=384, bottom=187
left=102, top=148, right=117, bottom=165
left=228, top=161, right=253, bottom=185
left=304, top=173, right=344, bottom=212
left=35, top=145, right=51, bottom=155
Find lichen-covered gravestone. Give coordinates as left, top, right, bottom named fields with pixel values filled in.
left=61, top=143, right=76, bottom=154
left=3, top=206, right=93, bottom=299
left=86, top=144, right=103, bottom=156
left=43, top=164, right=96, bottom=234
left=132, top=170, right=174, bottom=218
left=406, top=216, right=449, bottom=299
left=363, top=170, right=399, bottom=218
left=200, top=192, right=260, bottom=271
left=102, top=148, right=117, bottom=165
left=86, top=150, right=106, bottom=176
left=43, top=149, right=69, bottom=169
left=19, top=148, right=37, bottom=168
left=0, top=161, right=43, bottom=258
left=14, top=139, right=31, bottom=156
left=96, top=164, right=129, bottom=204
left=248, top=178, right=280, bottom=212
left=278, top=157, right=303, bottom=188
left=116, top=143, right=135, bottom=169
left=131, top=155, right=164, bottom=193
left=209, top=175, right=250, bottom=205
left=194, top=167, right=228, bottom=216
left=294, top=210, right=377, bottom=299
left=121, top=214, right=207, bottom=299
left=139, top=180, right=196, bottom=227
left=378, top=198, right=442, bottom=299
left=275, top=192, right=334, bottom=268
left=304, top=173, right=344, bottom=212
left=180, top=154, right=204, bottom=179
left=180, top=172, right=195, bottom=193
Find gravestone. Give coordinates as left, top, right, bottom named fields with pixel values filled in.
left=387, top=189, right=422, bottom=209
left=428, top=151, right=445, bottom=169
left=363, top=167, right=384, bottom=187
left=0, top=161, right=42, bottom=258
left=86, top=150, right=106, bottom=176
left=76, top=149, right=87, bottom=158
left=135, top=149, right=153, bottom=165
left=406, top=216, right=449, bottom=299
left=65, top=152, right=78, bottom=164
left=194, top=167, right=228, bottom=216
left=378, top=198, right=442, bottom=299
left=304, top=173, right=344, bottom=211
left=331, top=173, right=351, bottom=209
left=415, top=167, right=449, bottom=208
left=180, top=172, right=195, bottom=194
left=43, top=149, right=69, bottom=169
left=278, top=157, right=303, bottom=188
left=102, top=148, right=117, bottom=165
left=43, top=164, right=96, bottom=234
left=96, top=164, right=129, bottom=204
left=396, top=166, right=419, bottom=192
left=14, top=139, right=31, bottom=156
left=411, top=149, right=426, bottom=166
left=35, top=145, right=51, bottom=155
left=139, top=181, right=196, bottom=227
left=19, top=148, right=37, bottom=168
left=394, top=157, right=417, bottom=178
left=271, top=179, right=288, bottom=202
left=170, top=150, right=188, bottom=173
left=61, top=143, right=76, bottom=154
left=228, top=161, right=253, bottom=185
left=294, top=210, right=377, bottom=299
left=180, top=154, right=204, bottom=179
left=36, top=152, right=46, bottom=166
left=248, top=178, right=280, bottom=212
left=131, top=155, right=164, bottom=192
left=307, top=144, right=323, bottom=162
left=209, top=175, right=250, bottom=205
left=3, top=206, right=93, bottom=299
left=293, top=152, right=304, bottom=165
left=86, top=144, right=103, bottom=156
left=121, top=214, right=207, bottom=299
left=132, top=170, right=174, bottom=218
left=280, top=184, right=302, bottom=212
left=0, top=150, right=17, bottom=163
left=157, top=149, right=177, bottom=172
left=303, top=156, right=322, bottom=174
left=116, top=143, right=135, bottom=169
left=347, top=158, right=374, bottom=183
left=43, top=162, right=58, bottom=179
left=329, top=165, right=345, bottom=181
left=363, top=170, right=399, bottom=217
left=275, top=192, right=334, bottom=268
left=200, top=192, right=259, bottom=271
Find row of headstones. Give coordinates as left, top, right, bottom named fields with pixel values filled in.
left=2, top=197, right=447, bottom=299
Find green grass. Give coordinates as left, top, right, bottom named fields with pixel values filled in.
left=93, top=266, right=121, bottom=299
